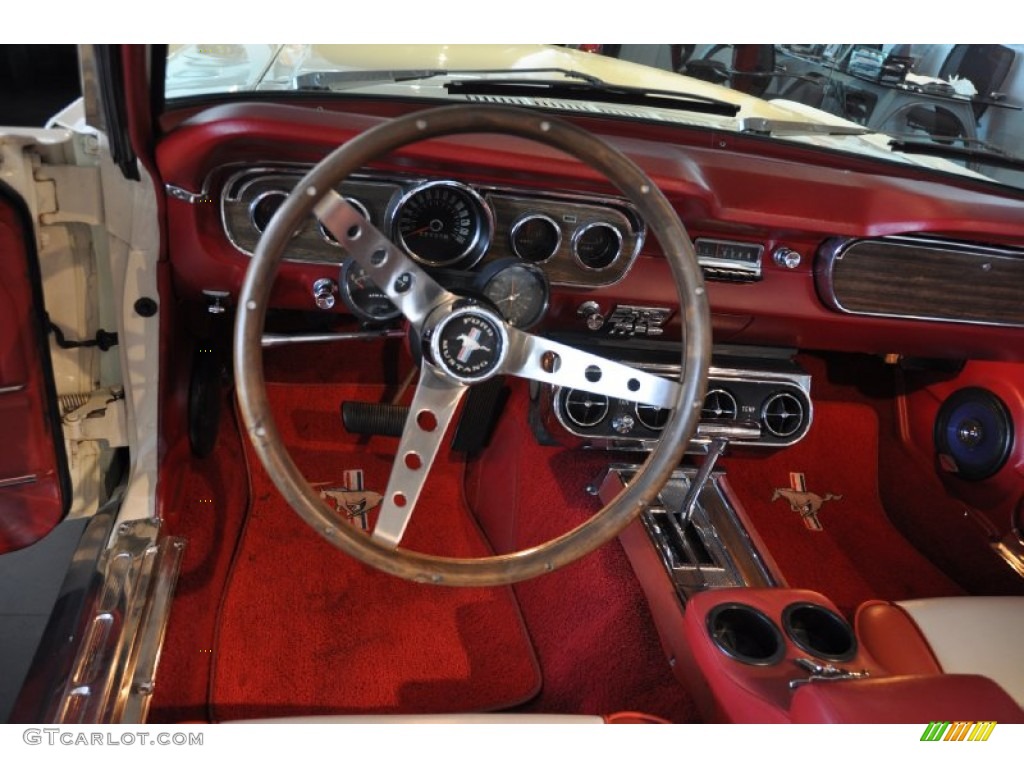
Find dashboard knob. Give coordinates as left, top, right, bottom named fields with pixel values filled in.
left=611, top=414, right=635, bottom=435
left=313, top=278, right=337, bottom=310
left=773, top=247, right=802, bottom=270
left=577, top=300, right=605, bottom=331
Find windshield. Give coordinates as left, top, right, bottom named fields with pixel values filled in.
left=165, top=43, right=1024, bottom=192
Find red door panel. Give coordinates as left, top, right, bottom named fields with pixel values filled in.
left=0, top=180, right=70, bottom=553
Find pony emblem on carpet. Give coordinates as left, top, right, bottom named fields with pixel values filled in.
left=772, top=471, right=841, bottom=531
left=315, top=468, right=382, bottom=530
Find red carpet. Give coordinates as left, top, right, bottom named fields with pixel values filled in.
left=720, top=401, right=964, bottom=617
left=467, top=382, right=700, bottom=722
left=149, top=387, right=250, bottom=724
left=209, top=383, right=541, bottom=720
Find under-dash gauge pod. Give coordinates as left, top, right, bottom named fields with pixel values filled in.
left=475, top=258, right=549, bottom=329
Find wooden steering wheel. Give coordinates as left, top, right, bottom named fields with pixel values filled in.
left=234, top=105, right=710, bottom=586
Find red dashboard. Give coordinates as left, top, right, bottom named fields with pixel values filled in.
left=156, top=100, right=1024, bottom=363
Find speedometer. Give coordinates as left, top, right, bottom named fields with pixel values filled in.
left=392, top=181, right=491, bottom=268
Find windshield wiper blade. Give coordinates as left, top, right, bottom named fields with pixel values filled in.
left=888, top=139, right=1024, bottom=172
left=294, top=67, right=604, bottom=92
left=444, top=78, right=740, bottom=117
left=739, top=118, right=871, bottom=136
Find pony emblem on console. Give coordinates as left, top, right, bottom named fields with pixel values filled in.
left=772, top=472, right=841, bottom=531
left=315, top=469, right=382, bottom=531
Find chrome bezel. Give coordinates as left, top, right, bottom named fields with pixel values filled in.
left=562, top=389, right=611, bottom=429
left=701, top=388, right=739, bottom=421
left=634, top=402, right=671, bottom=432
left=390, top=180, right=494, bottom=268
left=571, top=221, right=624, bottom=271
left=760, top=391, right=807, bottom=438
left=248, top=189, right=290, bottom=233
left=509, top=213, right=562, bottom=263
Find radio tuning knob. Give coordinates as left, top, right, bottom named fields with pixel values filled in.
left=773, top=247, right=802, bottom=270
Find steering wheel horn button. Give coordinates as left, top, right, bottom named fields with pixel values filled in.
left=430, top=307, right=508, bottom=383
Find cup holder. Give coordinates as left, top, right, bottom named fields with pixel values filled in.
left=706, top=603, right=786, bottom=666
left=782, top=602, right=857, bottom=662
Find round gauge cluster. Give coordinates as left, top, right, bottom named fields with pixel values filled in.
left=393, top=181, right=491, bottom=268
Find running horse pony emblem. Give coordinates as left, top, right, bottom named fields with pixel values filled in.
left=772, top=472, right=842, bottom=531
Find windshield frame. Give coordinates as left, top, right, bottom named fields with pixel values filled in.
left=159, top=44, right=1024, bottom=198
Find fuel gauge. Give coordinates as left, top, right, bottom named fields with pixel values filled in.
left=339, top=258, right=402, bottom=323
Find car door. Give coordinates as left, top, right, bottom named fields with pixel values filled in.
left=0, top=179, right=71, bottom=553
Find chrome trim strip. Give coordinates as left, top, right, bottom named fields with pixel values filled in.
left=0, top=473, right=37, bottom=488
left=0, top=383, right=26, bottom=395
left=12, top=503, right=185, bottom=724
left=164, top=184, right=207, bottom=204
left=816, top=235, right=1024, bottom=329
left=261, top=329, right=405, bottom=348
left=10, top=493, right=120, bottom=722
left=119, top=536, right=185, bottom=723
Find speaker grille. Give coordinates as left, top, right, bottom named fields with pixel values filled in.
left=934, top=387, right=1013, bottom=481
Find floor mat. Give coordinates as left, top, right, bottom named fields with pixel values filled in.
left=210, top=383, right=540, bottom=721
left=720, top=401, right=964, bottom=617
left=467, top=383, right=700, bottom=722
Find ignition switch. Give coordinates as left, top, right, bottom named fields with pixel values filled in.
left=313, top=278, right=338, bottom=310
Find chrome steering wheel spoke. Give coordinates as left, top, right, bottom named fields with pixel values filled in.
left=502, top=328, right=682, bottom=408
left=371, top=364, right=468, bottom=549
left=315, top=191, right=456, bottom=326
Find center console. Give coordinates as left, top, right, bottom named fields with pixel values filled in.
left=566, top=343, right=1023, bottom=723
left=680, top=587, right=883, bottom=723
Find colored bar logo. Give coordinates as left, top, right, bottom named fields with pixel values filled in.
left=921, top=721, right=997, bottom=742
